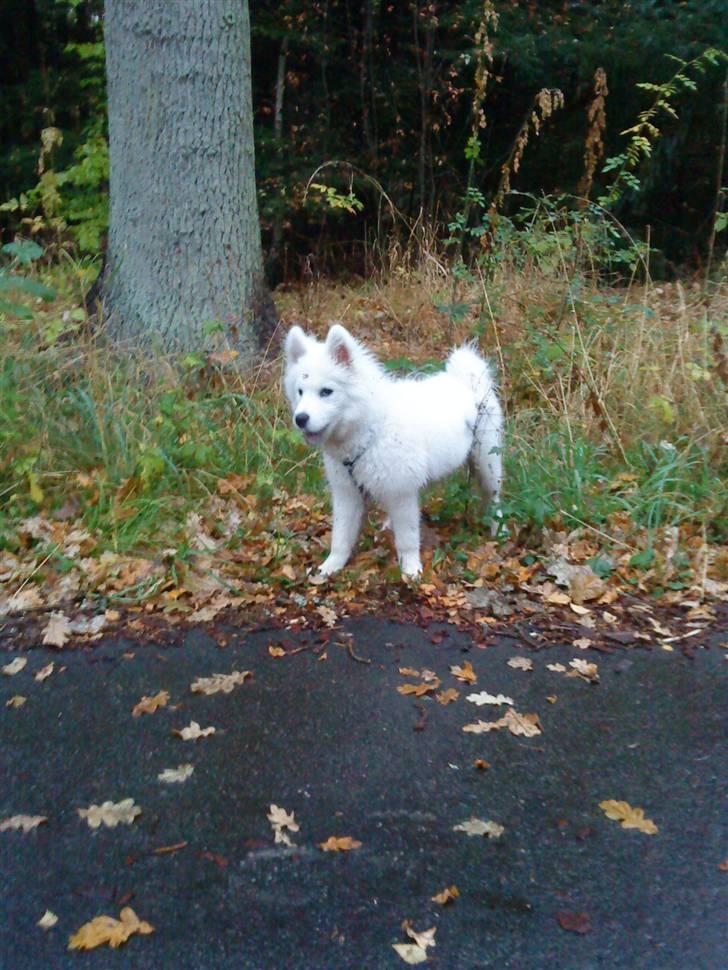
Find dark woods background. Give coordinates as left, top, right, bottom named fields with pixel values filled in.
left=1, top=0, right=726, bottom=277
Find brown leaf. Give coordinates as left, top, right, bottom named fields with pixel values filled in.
left=42, top=612, right=71, bottom=648
left=132, top=690, right=169, bottom=717
left=431, top=885, right=460, bottom=905
left=463, top=709, right=542, bottom=737
left=34, top=662, right=55, bottom=682
left=68, top=907, right=154, bottom=951
left=268, top=645, right=286, bottom=657
left=2, top=657, right=27, bottom=676
left=507, top=656, right=533, bottom=672
left=397, top=680, right=439, bottom=697
left=450, top=660, right=477, bottom=684
left=435, top=688, right=459, bottom=705
left=318, top=835, right=362, bottom=852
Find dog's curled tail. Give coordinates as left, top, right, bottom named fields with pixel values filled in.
left=446, top=344, right=495, bottom=402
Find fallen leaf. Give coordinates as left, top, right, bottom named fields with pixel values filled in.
left=431, top=885, right=460, bottom=905
left=397, top=680, right=439, bottom=696
left=453, top=817, right=504, bottom=838
left=404, top=923, right=437, bottom=950
left=34, top=662, right=55, bottom=682
left=435, top=688, right=459, bottom=705
left=392, top=943, right=428, bottom=965
left=157, top=764, right=194, bottom=784
left=190, top=670, right=251, bottom=695
left=473, top=759, right=491, bottom=770
left=450, top=660, right=477, bottom=684
left=78, top=799, right=141, bottom=829
left=463, top=708, right=542, bottom=737
left=68, top=907, right=154, bottom=951
left=547, top=662, right=567, bottom=672
left=567, top=659, right=600, bottom=683
left=268, top=804, right=300, bottom=846
left=466, top=690, right=514, bottom=706
left=0, top=814, right=48, bottom=832
left=318, top=835, right=361, bottom=852
left=573, top=638, right=593, bottom=650
left=42, top=612, right=71, bottom=647
left=38, top=910, right=58, bottom=930
left=316, top=605, right=338, bottom=627
left=6, top=695, right=27, bottom=708
left=173, top=721, right=216, bottom=741
left=556, top=910, right=592, bottom=934
left=132, top=690, right=169, bottom=716
left=268, top=645, right=286, bottom=657
left=599, top=800, right=658, bottom=834
left=507, top=656, right=533, bottom=671
left=2, top=657, right=27, bottom=676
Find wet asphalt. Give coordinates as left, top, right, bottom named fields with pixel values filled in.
left=1, top=616, right=726, bottom=969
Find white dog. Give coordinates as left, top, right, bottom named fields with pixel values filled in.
left=284, top=323, right=503, bottom=577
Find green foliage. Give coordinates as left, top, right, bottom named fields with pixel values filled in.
left=0, top=240, right=54, bottom=318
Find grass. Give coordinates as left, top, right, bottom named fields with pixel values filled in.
left=1, top=246, right=726, bottom=598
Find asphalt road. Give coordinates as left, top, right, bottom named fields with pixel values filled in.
left=1, top=616, right=726, bottom=969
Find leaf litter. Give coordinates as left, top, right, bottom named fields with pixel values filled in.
left=68, top=907, right=153, bottom=951
left=190, top=670, right=251, bottom=695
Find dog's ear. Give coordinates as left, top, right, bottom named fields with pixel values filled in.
left=285, top=325, right=309, bottom=364
left=325, top=323, right=354, bottom=369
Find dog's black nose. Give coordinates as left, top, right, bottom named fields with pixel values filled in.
left=295, top=412, right=309, bottom=429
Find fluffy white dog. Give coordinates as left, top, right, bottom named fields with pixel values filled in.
left=284, top=323, right=503, bottom=577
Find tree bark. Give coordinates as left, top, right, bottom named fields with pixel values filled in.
left=102, top=0, right=276, bottom=357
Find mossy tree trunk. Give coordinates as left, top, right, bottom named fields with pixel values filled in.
left=102, top=0, right=276, bottom=357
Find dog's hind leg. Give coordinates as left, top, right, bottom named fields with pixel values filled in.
left=471, top=414, right=504, bottom=536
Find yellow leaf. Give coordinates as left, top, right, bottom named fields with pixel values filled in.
left=0, top=814, right=47, bottom=832
left=68, top=907, right=154, bottom=951
left=431, top=885, right=460, bottom=905
left=397, top=680, right=439, bottom=696
left=450, top=660, right=477, bottom=684
left=318, top=835, right=362, bottom=852
left=28, top=472, right=44, bottom=505
left=6, top=694, right=27, bottom=708
left=132, top=690, right=169, bottom=716
left=599, top=800, right=658, bottom=834
left=435, top=688, right=459, bottom=705
left=78, top=799, right=141, bottom=829
left=268, top=645, right=286, bottom=657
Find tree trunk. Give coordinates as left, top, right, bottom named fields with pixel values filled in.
left=102, top=0, right=276, bottom=357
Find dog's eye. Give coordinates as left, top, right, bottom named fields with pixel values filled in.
left=320, top=388, right=333, bottom=398
left=298, top=389, right=303, bottom=397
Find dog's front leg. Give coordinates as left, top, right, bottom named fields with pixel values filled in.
left=385, top=494, right=422, bottom=578
left=319, top=458, right=365, bottom=576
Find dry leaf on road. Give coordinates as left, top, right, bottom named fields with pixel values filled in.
left=34, top=662, right=55, bottom=682
left=431, top=885, right=459, bottom=905
left=318, top=835, right=362, bottom=852
left=42, top=612, right=71, bottom=647
left=453, top=817, right=504, bottom=839
left=0, top=814, right=48, bottom=832
left=173, top=721, right=216, bottom=741
left=78, top=799, right=141, bottom=829
left=6, top=695, right=26, bottom=708
left=2, top=657, right=27, bottom=676
left=403, top=923, right=437, bottom=950
left=190, top=670, right=251, bottom=695
left=268, top=804, right=300, bottom=846
left=132, top=690, right=170, bottom=716
left=68, top=907, right=153, bottom=951
left=435, top=688, right=459, bottom=705
left=397, top=680, right=440, bottom=696
left=38, top=910, right=58, bottom=930
left=450, top=660, right=477, bottom=684
left=157, top=764, right=194, bottom=784
left=463, top=709, right=542, bottom=737
left=392, top=943, right=428, bottom=965
left=599, top=800, right=658, bottom=834
left=466, top=690, right=514, bottom=706
left=507, top=656, right=533, bottom=671
left=567, top=659, right=600, bottom=683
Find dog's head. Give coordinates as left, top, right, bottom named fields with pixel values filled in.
left=283, top=323, right=360, bottom=447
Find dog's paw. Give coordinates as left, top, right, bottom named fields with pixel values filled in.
left=318, top=554, right=346, bottom=577
left=399, top=554, right=423, bottom=579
